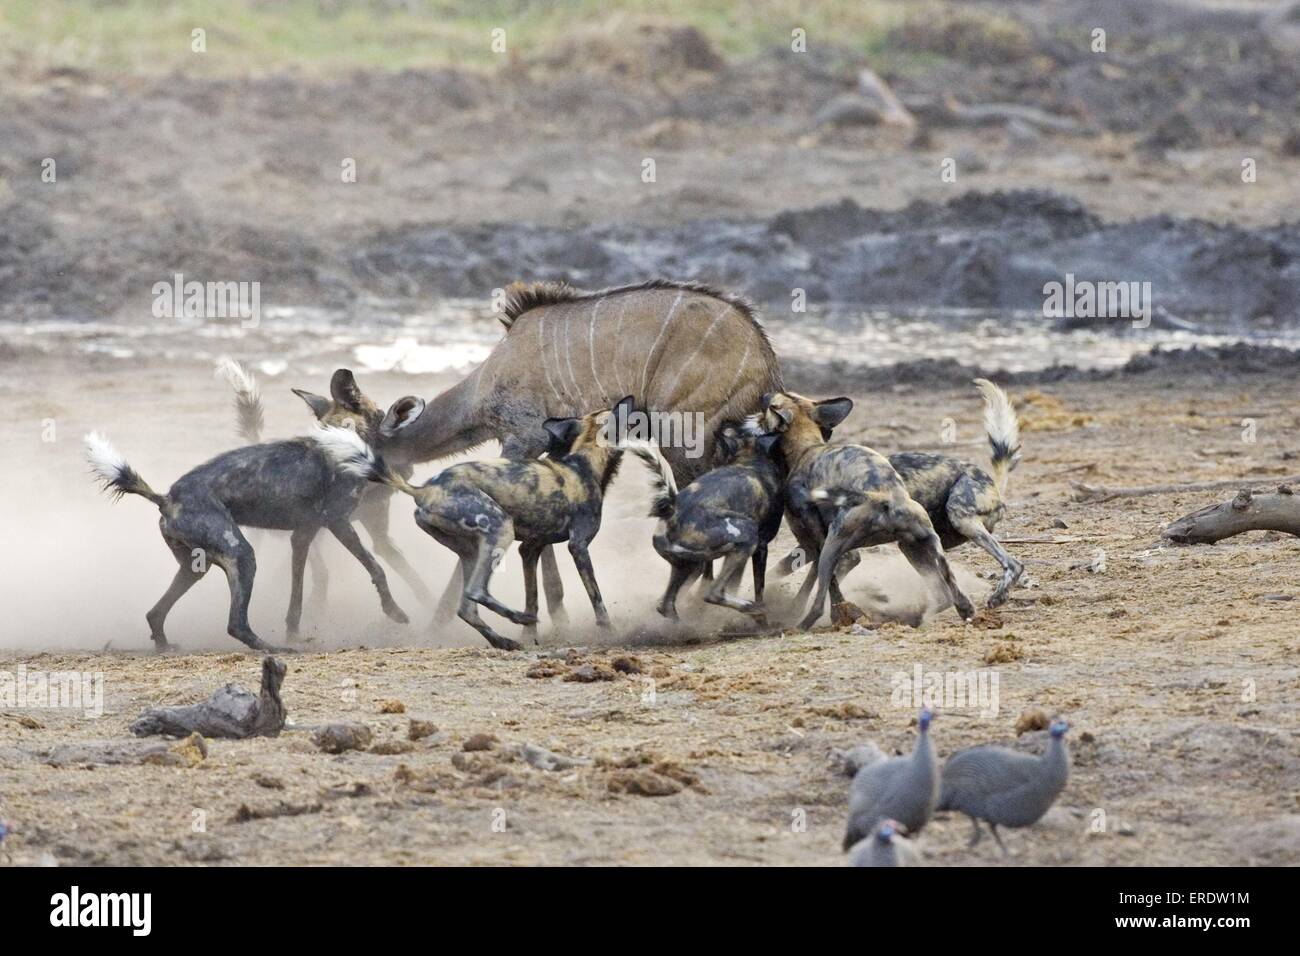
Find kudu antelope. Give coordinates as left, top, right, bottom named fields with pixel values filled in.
left=85, top=369, right=409, bottom=653
left=319, top=397, right=634, bottom=651
left=378, top=280, right=783, bottom=626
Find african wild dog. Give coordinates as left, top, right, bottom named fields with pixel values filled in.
left=778, top=379, right=1024, bottom=608
left=318, top=396, right=634, bottom=651
left=217, top=359, right=432, bottom=606
left=85, top=369, right=410, bottom=653
left=375, top=279, right=785, bottom=627
left=760, top=391, right=975, bottom=628
left=631, top=422, right=785, bottom=627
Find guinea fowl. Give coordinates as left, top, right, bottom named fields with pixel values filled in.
left=937, top=718, right=1071, bottom=855
left=842, top=709, right=939, bottom=850
left=847, top=820, right=922, bottom=867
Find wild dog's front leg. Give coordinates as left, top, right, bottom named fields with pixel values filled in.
left=568, top=536, right=611, bottom=628
left=959, top=522, right=1023, bottom=607
left=519, top=541, right=545, bottom=645
left=285, top=526, right=319, bottom=641
left=751, top=543, right=768, bottom=604
left=328, top=520, right=409, bottom=625
left=358, top=484, right=433, bottom=603
left=799, top=514, right=859, bottom=630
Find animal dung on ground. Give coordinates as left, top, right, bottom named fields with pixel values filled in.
left=311, top=722, right=373, bottom=754
left=131, top=656, right=287, bottom=739
left=1015, top=707, right=1052, bottom=735
left=407, top=719, right=438, bottom=740
left=378, top=699, right=406, bottom=714
left=462, top=732, right=498, bottom=752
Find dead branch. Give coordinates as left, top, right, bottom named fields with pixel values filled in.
left=1163, top=485, right=1300, bottom=544
left=1071, top=473, right=1300, bottom=503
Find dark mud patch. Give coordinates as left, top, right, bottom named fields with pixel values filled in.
left=355, top=191, right=1299, bottom=321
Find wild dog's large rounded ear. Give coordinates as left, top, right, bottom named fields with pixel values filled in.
left=330, top=369, right=366, bottom=411
left=292, top=388, right=333, bottom=419
left=380, top=396, right=425, bottom=436
left=811, top=397, right=853, bottom=430
left=542, top=417, right=582, bottom=454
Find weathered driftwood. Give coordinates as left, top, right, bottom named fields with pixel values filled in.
left=1163, top=485, right=1300, bottom=544
left=131, top=656, right=286, bottom=739
left=1071, top=473, right=1300, bottom=503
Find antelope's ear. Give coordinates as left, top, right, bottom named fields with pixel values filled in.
left=757, top=433, right=782, bottom=458
left=542, top=417, right=582, bottom=454
left=811, top=397, right=853, bottom=430
left=380, top=396, right=425, bottom=436
left=292, top=388, right=333, bottom=419
left=330, top=368, right=367, bottom=411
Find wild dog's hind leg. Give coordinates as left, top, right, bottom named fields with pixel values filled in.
left=146, top=538, right=209, bottom=653
left=307, top=545, right=330, bottom=604
left=455, top=502, right=535, bottom=628
left=704, top=546, right=767, bottom=625
left=897, top=530, right=975, bottom=622
left=208, top=525, right=286, bottom=653
left=423, top=521, right=522, bottom=651
left=798, top=513, right=862, bottom=630
left=328, top=520, right=410, bottom=625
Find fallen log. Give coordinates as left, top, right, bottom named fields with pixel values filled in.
left=1071, top=473, right=1300, bottom=503
left=131, top=656, right=286, bottom=739
left=1162, top=485, right=1300, bottom=544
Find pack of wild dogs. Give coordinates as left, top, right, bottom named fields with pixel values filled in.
left=86, top=280, right=1027, bottom=655
left=84, top=280, right=1068, bottom=863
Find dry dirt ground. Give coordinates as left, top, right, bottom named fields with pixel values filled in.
left=1, top=354, right=1297, bottom=866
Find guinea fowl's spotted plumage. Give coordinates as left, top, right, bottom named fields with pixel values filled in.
left=842, top=709, right=939, bottom=850
left=937, top=719, right=1071, bottom=851
left=847, top=820, right=922, bottom=867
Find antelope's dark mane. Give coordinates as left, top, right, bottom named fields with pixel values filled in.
left=499, top=278, right=760, bottom=330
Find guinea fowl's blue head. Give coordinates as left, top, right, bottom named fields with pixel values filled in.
left=877, top=820, right=898, bottom=842
left=919, top=708, right=933, bottom=731
left=1050, top=719, right=1069, bottom=738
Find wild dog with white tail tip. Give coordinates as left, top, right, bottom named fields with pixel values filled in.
left=216, top=358, right=433, bottom=608
left=86, top=369, right=410, bottom=653
left=632, top=421, right=785, bottom=627
left=760, top=391, right=975, bottom=628
left=318, top=396, right=634, bottom=651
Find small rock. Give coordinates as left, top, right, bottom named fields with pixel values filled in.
left=252, top=772, right=284, bottom=790
left=407, top=719, right=438, bottom=741
left=525, top=659, right=568, bottom=679
left=563, top=663, right=617, bottom=683
left=831, top=601, right=867, bottom=627
left=312, top=722, right=373, bottom=754
left=378, top=700, right=405, bottom=714
left=462, top=732, right=498, bottom=752
left=1051, top=517, right=1069, bottom=529
left=517, top=742, right=591, bottom=771
left=1117, top=821, right=1137, bottom=837
left=611, top=655, right=643, bottom=675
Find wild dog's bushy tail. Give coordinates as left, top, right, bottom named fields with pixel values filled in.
left=312, top=424, right=421, bottom=497
left=974, top=378, right=1021, bottom=495
left=216, top=357, right=264, bottom=444
left=629, top=444, right=677, bottom=519
left=84, top=432, right=165, bottom=507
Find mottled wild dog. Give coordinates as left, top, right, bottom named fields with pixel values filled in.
left=217, top=359, right=432, bottom=605
left=778, top=379, right=1024, bottom=608
left=631, top=423, right=785, bottom=626
left=86, top=369, right=410, bottom=653
left=318, top=396, right=634, bottom=651
left=760, top=391, right=975, bottom=628
left=376, top=279, right=784, bottom=625
left=886, top=380, right=1023, bottom=606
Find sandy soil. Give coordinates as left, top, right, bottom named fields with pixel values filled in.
left=1, top=354, right=1297, bottom=866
